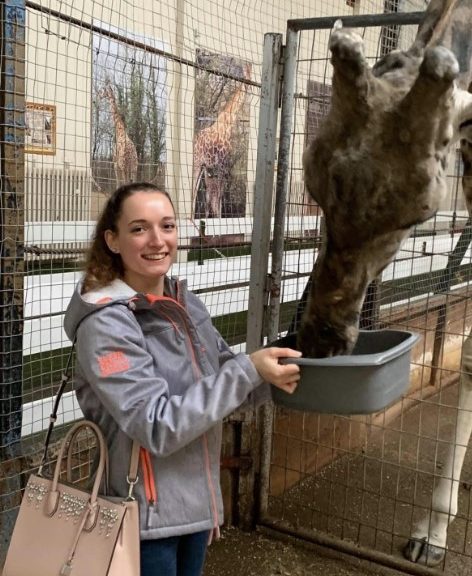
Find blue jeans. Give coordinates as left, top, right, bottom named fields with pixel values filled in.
left=140, top=530, right=210, bottom=576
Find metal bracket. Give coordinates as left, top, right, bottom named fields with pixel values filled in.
left=266, top=273, right=280, bottom=298
left=221, top=456, right=253, bottom=471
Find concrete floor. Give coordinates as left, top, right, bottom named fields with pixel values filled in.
left=263, top=379, right=472, bottom=575
left=204, top=525, right=407, bottom=576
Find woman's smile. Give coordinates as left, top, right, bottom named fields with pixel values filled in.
left=142, top=253, right=168, bottom=261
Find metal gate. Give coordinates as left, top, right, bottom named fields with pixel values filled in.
left=248, top=10, right=472, bottom=576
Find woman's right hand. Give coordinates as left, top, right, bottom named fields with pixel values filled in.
left=249, top=347, right=302, bottom=394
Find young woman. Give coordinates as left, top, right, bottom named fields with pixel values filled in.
left=64, top=182, right=301, bottom=576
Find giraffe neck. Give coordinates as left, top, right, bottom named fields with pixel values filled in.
left=106, top=94, right=127, bottom=137
left=112, top=111, right=126, bottom=136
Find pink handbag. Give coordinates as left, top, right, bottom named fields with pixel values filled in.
left=3, top=419, right=141, bottom=576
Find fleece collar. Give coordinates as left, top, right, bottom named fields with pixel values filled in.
left=80, top=275, right=183, bottom=305
left=81, top=278, right=136, bottom=304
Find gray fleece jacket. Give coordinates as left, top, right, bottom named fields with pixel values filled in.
left=63, top=276, right=270, bottom=540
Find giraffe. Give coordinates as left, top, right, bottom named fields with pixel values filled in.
left=298, top=0, right=472, bottom=359
left=296, top=0, right=472, bottom=566
left=192, top=64, right=251, bottom=218
left=100, top=82, right=138, bottom=187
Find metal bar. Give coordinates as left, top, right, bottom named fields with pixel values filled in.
left=25, top=0, right=261, bottom=89
left=246, top=33, right=283, bottom=354
left=244, top=33, right=283, bottom=530
left=287, top=11, right=425, bottom=32
left=22, top=275, right=468, bottom=324
left=258, top=26, right=299, bottom=522
left=267, top=27, right=298, bottom=344
left=259, top=522, right=443, bottom=576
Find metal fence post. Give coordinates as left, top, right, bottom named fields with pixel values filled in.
left=246, top=33, right=283, bottom=353
left=257, top=26, right=299, bottom=523
left=0, top=0, right=26, bottom=561
left=238, top=33, right=282, bottom=529
left=266, top=25, right=298, bottom=345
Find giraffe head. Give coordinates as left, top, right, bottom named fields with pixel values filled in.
left=97, top=79, right=116, bottom=104
left=297, top=0, right=472, bottom=358
left=97, top=80, right=129, bottom=135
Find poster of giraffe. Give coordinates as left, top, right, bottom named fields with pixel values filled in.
left=193, top=50, right=251, bottom=219
left=91, top=24, right=167, bottom=194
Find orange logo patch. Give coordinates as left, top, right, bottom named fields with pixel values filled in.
left=97, top=351, right=130, bottom=377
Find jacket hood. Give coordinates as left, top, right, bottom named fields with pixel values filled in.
left=64, top=277, right=136, bottom=342
left=64, top=276, right=183, bottom=341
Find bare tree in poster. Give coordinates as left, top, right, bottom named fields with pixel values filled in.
left=92, top=32, right=166, bottom=193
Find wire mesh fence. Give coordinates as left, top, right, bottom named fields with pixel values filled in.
left=258, top=5, right=472, bottom=575
left=1, top=0, right=472, bottom=573
left=2, top=0, right=390, bottom=559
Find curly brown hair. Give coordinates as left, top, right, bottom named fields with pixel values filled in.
left=81, top=182, right=174, bottom=295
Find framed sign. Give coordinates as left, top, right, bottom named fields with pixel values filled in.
left=25, top=103, right=56, bottom=154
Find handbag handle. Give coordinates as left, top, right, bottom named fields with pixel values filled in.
left=45, top=420, right=107, bottom=528
left=65, top=422, right=109, bottom=492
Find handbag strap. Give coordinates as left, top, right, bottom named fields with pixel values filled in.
left=38, top=336, right=140, bottom=497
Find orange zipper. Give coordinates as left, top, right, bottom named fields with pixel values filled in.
left=144, top=289, right=219, bottom=528
left=140, top=448, right=157, bottom=505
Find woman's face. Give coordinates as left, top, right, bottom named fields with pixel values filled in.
left=105, top=190, right=178, bottom=295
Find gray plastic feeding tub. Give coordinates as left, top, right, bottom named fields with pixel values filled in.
left=270, top=329, right=419, bottom=414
